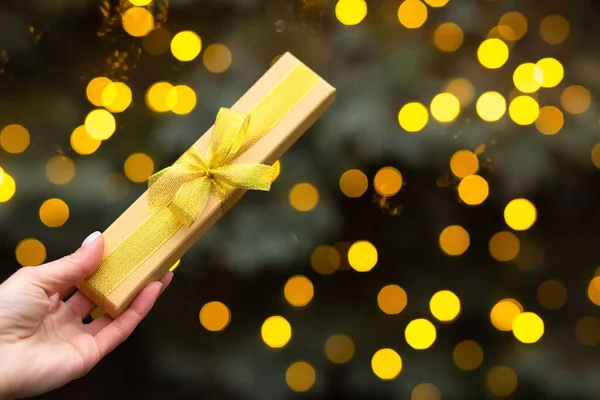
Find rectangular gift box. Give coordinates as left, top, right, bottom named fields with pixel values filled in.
left=77, top=53, right=336, bottom=318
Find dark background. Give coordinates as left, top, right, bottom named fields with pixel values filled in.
left=1, top=0, right=600, bottom=398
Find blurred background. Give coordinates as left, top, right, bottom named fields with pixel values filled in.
left=1, top=0, right=600, bottom=398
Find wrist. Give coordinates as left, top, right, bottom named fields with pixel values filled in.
left=0, top=348, right=15, bottom=400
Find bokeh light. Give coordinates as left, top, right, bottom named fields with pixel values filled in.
left=486, top=366, right=518, bottom=397
left=504, top=198, right=537, bottom=231
left=284, top=275, right=314, bottom=307
left=203, top=44, right=233, bottom=73
left=430, top=92, right=460, bottom=122
left=433, top=23, right=463, bottom=52
left=146, top=81, right=173, bottom=112
left=348, top=240, right=377, bottom=272
left=124, top=153, right=154, bottom=182
left=289, top=183, right=319, bottom=211
left=374, top=167, right=403, bottom=196
left=509, top=96, right=540, bottom=125
left=536, top=58, right=564, bottom=88
left=171, top=31, right=202, bottom=62
left=85, top=109, right=116, bottom=140
left=477, top=39, right=509, bottom=69
left=476, top=91, right=506, bottom=122
left=166, top=85, right=197, bottom=115
left=561, top=85, right=591, bottom=115
left=311, top=245, right=341, bottom=275
left=430, top=290, right=461, bottom=322
left=536, top=280, right=567, bottom=310
left=439, top=225, right=470, bottom=256
left=199, top=301, right=230, bottom=331
left=575, top=317, right=600, bottom=346
left=377, top=284, right=407, bottom=315
left=450, top=150, right=479, bottom=178
left=397, top=0, right=427, bottom=29
left=286, top=362, right=315, bottom=392
left=324, top=334, right=355, bottom=364
left=170, top=259, right=181, bottom=272
left=86, top=77, right=111, bottom=106
left=587, top=277, right=600, bottom=306
left=540, top=14, right=570, bottom=44
left=411, top=383, right=441, bottom=400
left=272, top=160, right=281, bottom=181
left=453, top=340, right=484, bottom=371
left=445, top=78, right=475, bottom=106
left=16, top=238, right=46, bottom=266
left=371, top=348, right=402, bottom=380
left=0, top=124, right=30, bottom=154
left=489, top=231, right=520, bottom=262
left=405, top=318, right=436, bottom=349
left=340, top=169, right=368, bottom=198
left=488, top=25, right=517, bottom=42
left=129, top=0, right=152, bottom=5
left=46, top=156, right=75, bottom=185
left=512, top=312, right=544, bottom=343
left=513, top=63, right=544, bottom=93
left=398, top=102, right=428, bottom=132
left=490, top=299, right=523, bottom=331
left=70, top=125, right=101, bottom=155
left=535, top=106, right=564, bottom=135
left=498, top=11, right=527, bottom=40
left=101, top=82, right=132, bottom=113
left=142, top=27, right=171, bottom=56
left=458, top=175, right=489, bottom=205
left=122, top=6, right=154, bottom=37
left=335, top=0, right=367, bottom=26
left=39, top=198, right=69, bottom=228
left=592, top=143, right=600, bottom=169
left=0, top=173, right=16, bottom=202
left=261, top=316, right=292, bottom=348
left=424, top=0, right=448, bottom=6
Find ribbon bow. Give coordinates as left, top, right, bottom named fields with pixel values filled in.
left=147, top=108, right=276, bottom=227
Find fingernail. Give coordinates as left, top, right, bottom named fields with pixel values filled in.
left=82, top=231, right=101, bottom=247
left=157, top=281, right=163, bottom=288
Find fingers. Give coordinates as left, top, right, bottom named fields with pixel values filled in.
left=65, top=291, right=97, bottom=319
left=33, top=232, right=104, bottom=296
left=92, top=272, right=173, bottom=357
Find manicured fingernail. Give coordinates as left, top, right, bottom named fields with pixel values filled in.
left=157, top=281, right=163, bottom=288
left=82, top=231, right=101, bottom=247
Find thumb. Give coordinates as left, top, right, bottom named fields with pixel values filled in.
left=34, top=232, right=105, bottom=296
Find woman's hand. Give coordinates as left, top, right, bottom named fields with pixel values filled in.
left=0, top=232, right=173, bottom=399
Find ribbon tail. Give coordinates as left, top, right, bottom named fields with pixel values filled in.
left=211, top=163, right=276, bottom=191
left=167, top=177, right=211, bottom=226
left=206, top=109, right=250, bottom=167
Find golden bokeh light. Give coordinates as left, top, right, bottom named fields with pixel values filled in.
left=171, top=31, right=202, bottom=62
left=458, top=175, right=489, bottom=205
left=39, top=198, right=69, bottom=228
left=261, top=316, right=292, bottom=348
left=498, top=11, right=527, bottom=40
left=86, top=77, right=111, bottom=106
left=486, top=366, right=518, bottom=397
left=325, top=334, right=355, bottom=364
left=170, top=259, right=181, bottom=272
left=488, top=25, right=517, bottom=42
left=348, top=240, right=377, bottom=272
left=166, top=85, right=197, bottom=115
left=340, top=169, right=368, bottom=198
left=397, top=0, right=428, bottom=29
left=146, top=81, right=173, bottom=112
left=289, top=183, right=319, bottom=211
left=46, top=156, right=75, bottom=185
left=450, top=150, right=479, bottom=178
left=124, top=153, right=154, bottom=182
left=509, top=96, right=539, bottom=125
left=561, top=85, right=591, bottom=115
left=284, top=275, right=314, bottom=307
left=129, top=0, right=152, bottom=6
left=101, top=82, right=132, bottom=113
left=0, top=124, right=30, bottom=154
left=335, top=0, right=367, bottom=26
left=504, top=198, right=537, bottom=231
left=142, top=27, right=171, bottom=56
left=85, top=109, right=116, bottom=140
left=433, top=23, right=463, bottom=52
left=430, top=290, right=461, bottom=322
left=424, top=0, right=448, bottom=6
left=540, top=14, right=570, bottom=45
left=592, top=143, right=600, bottom=169
left=122, top=6, right=154, bottom=37
left=537, top=280, right=567, bottom=310
left=377, top=284, right=408, bottom=315
left=489, top=231, right=520, bottom=262
left=445, top=78, right=475, bottom=106
left=439, top=225, right=470, bottom=256
left=575, top=317, right=600, bottom=346
left=0, top=173, right=16, bottom=202
left=490, top=298, right=523, bottom=331
left=476, top=91, right=506, bottom=122
left=398, top=102, right=428, bottom=132
left=199, top=301, right=231, bottom=331
left=536, top=58, right=564, bottom=88
left=535, top=106, right=564, bottom=135
left=411, top=383, right=441, bottom=400
left=515, top=241, right=545, bottom=270
left=430, top=92, right=460, bottom=123
left=311, top=245, right=341, bottom=275
left=70, top=126, right=101, bottom=155
left=371, top=348, right=402, bottom=380
left=453, top=340, right=484, bottom=371
left=587, top=277, right=600, bottom=306
left=16, top=238, right=46, bottom=266
left=405, top=318, right=436, bottom=350
left=286, top=362, right=315, bottom=392
left=477, top=39, right=509, bottom=69
left=272, top=160, right=281, bottom=181
left=374, top=167, right=403, bottom=196
left=203, top=44, right=233, bottom=73
left=512, top=63, right=544, bottom=94
left=512, top=312, right=544, bottom=343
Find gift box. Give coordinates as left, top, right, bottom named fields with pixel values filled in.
left=77, top=53, right=336, bottom=318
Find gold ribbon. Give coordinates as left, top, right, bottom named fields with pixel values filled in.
left=85, top=61, right=320, bottom=300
